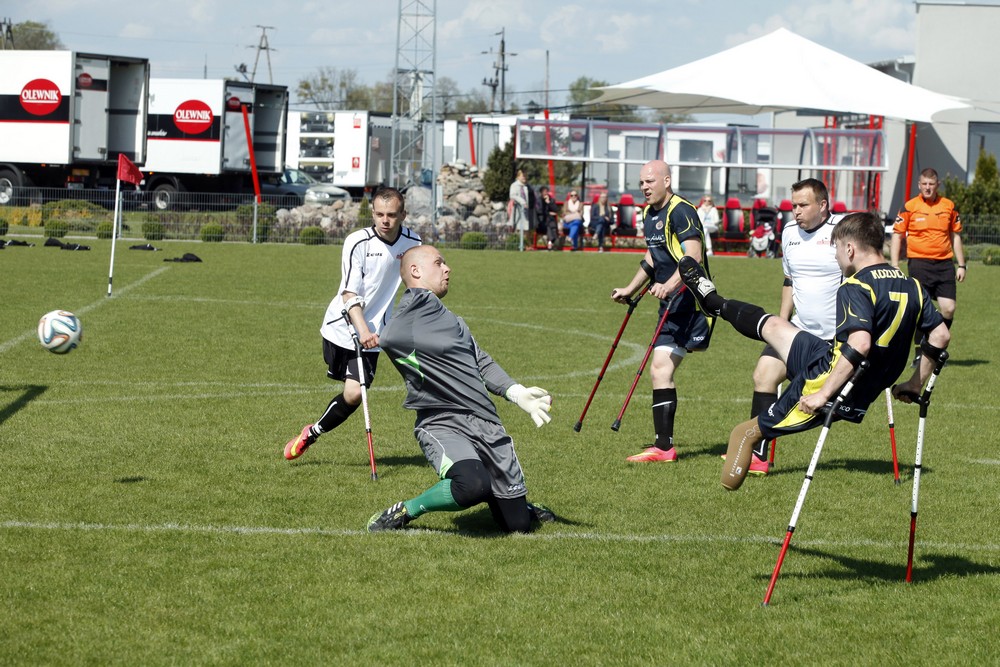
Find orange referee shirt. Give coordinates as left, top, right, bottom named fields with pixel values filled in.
left=893, top=195, right=962, bottom=260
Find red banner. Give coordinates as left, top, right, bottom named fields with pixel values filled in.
left=117, top=154, right=143, bottom=186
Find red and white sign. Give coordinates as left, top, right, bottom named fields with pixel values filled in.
left=353, top=115, right=362, bottom=129
left=77, top=73, right=93, bottom=89
left=173, top=100, right=214, bottom=134
left=352, top=157, right=360, bottom=169
left=226, top=96, right=242, bottom=111
left=20, top=78, right=62, bottom=116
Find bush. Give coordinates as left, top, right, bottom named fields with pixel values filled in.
left=236, top=201, right=276, bottom=242
left=96, top=221, right=114, bottom=239
left=200, top=223, right=226, bottom=243
left=460, top=231, right=488, bottom=250
left=981, top=246, right=1000, bottom=265
left=299, top=226, right=326, bottom=245
left=0, top=217, right=7, bottom=237
left=142, top=221, right=166, bottom=241
left=43, top=220, right=69, bottom=238
left=357, top=196, right=373, bottom=227
left=505, top=233, right=522, bottom=250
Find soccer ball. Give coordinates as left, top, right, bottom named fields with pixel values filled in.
left=38, top=310, right=83, bottom=354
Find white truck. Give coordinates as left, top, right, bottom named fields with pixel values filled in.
left=0, top=50, right=149, bottom=204
left=287, top=110, right=418, bottom=193
left=143, top=78, right=288, bottom=209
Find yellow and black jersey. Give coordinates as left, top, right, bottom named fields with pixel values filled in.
left=834, top=263, right=944, bottom=408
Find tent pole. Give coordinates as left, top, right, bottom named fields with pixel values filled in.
left=905, top=123, right=918, bottom=200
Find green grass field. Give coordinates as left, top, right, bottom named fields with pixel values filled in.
left=1, top=240, right=998, bottom=665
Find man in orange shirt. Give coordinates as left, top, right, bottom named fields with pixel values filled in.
left=891, top=168, right=966, bottom=364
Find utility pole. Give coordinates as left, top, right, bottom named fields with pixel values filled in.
left=249, top=25, right=276, bottom=84
left=482, top=28, right=516, bottom=113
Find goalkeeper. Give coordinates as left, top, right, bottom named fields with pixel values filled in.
left=368, top=245, right=554, bottom=534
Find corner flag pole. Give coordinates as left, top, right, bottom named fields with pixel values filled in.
left=107, top=177, right=123, bottom=297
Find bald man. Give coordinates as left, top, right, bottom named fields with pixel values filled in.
left=611, top=160, right=714, bottom=462
left=367, top=245, right=555, bottom=533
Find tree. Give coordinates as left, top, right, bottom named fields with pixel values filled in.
left=943, top=149, right=1000, bottom=216
left=565, top=76, right=642, bottom=122
left=10, top=20, right=63, bottom=50
left=296, top=67, right=366, bottom=110
left=482, top=139, right=516, bottom=203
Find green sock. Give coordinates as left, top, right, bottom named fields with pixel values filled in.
left=403, top=479, right=462, bottom=518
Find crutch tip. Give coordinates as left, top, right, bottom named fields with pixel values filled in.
left=370, top=473, right=379, bottom=481
left=894, top=479, right=901, bottom=486
left=573, top=422, right=582, bottom=432
left=610, top=420, right=621, bottom=432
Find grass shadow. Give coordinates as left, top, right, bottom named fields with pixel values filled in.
left=943, top=358, right=988, bottom=368
left=0, top=384, right=47, bottom=428
left=758, top=543, right=1000, bottom=584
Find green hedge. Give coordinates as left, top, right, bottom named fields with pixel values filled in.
left=43, top=220, right=69, bottom=238
left=200, top=223, right=226, bottom=243
left=96, top=222, right=114, bottom=239
left=299, top=226, right=326, bottom=245
left=142, top=221, right=166, bottom=241
left=460, top=231, right=488, bottom=250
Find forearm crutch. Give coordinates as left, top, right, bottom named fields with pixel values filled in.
left=768, top=384, right=782, bottom=467
left=344, top=309, right=378, bottom=481
left=575, top=280, right=652, bottom=432
left=762, top=360, right=869, bottom=606
left=901, top=350, right=948, bottom=583
left=611, top=287, right=685, bottom=432
left=885, top=388, right=901, bottom=484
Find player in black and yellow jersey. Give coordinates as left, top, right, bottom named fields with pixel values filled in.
left=679, top=211, right=950, bottom=490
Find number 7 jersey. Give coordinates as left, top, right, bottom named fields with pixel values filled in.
left=835, top=264, right=944, bottom=408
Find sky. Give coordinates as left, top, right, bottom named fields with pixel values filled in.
left=12, top=0, right=921, bottom=114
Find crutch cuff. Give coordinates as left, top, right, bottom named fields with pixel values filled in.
left=919, top=340, right=946, bottom=364
left=343, top=295, right=365, bottom=314
left=640, top=259, right=655, bottom=279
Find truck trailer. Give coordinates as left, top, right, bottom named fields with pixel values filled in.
left=143, top=78, right=288, bottom=209
left=0, top=50, right=149, bottom=204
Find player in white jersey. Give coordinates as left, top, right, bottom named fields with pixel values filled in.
left=284, top=186, right=422, bottom=460
left=743, top=178, right=841, bottom=475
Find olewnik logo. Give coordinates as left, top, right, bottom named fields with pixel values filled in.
left=20, top=78, right=62, bottom=116
left=173, top=100, right=214, bottom=135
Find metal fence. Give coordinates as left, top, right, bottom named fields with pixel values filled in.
left=3, top=187, right=1000, bottom=252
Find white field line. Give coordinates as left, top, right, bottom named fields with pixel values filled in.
left=2, top=519, right=998, bottom=552
left=0, top=267, right=170, bottom=355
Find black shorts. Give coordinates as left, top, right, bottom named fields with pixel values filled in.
left=654, top=305, right=712, bottom=352
left=323, top=338, right=378, bottom=385
left=757, top=332, right=867, bottom=440
left=907, top=258, right=956, bottom=301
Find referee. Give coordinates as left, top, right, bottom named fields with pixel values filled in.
left=891, top=168, right=966, bottom=365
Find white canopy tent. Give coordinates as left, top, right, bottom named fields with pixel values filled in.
left=591, top=28, right=968, bottom=122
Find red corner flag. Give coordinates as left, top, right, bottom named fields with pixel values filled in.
left=117, top=154, right=143, bottom=186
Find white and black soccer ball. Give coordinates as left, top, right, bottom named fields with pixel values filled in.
left=38, top=310, right=83, bottom=354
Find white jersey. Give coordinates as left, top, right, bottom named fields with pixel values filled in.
left=780, top=215, right=841, bottom=340
left=320, top=225, right=422, bottom=350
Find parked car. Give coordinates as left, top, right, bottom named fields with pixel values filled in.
left=260, top=167, right=350, bottom=208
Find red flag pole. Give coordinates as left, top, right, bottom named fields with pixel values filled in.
left=241, top=104, right=261, bottom=203
left=467, top=117, right=477, bottom=168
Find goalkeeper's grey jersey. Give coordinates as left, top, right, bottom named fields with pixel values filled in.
left=380, top=288, right=516, bottom=425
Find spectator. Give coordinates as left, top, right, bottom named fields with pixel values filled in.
left=562, top=190, right=585, bottom=251
left=891, top=167, right=966, bottom=366
left=697, top=195, right=720, bottom=256
left=537, top=186, right=561, bottom=251
left=508, top=169, right=531, bottom=233
left=589, top=192, right=615, bottom=253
